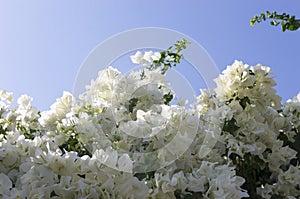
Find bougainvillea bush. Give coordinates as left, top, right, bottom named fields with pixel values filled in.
left=0, top=40, right=300, bottom=198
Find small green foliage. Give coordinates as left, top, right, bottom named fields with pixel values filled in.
left=77, top=104, right=103, bottom=116
left=250, top=11, right=300, bottom=32
left=112, top=134, right=121, bottom=142
left=277, top=131, right=289, bottom=146
left=59, top=134, right=91, bottom=157
left=24, top=128, right=38, bottom=140
left=223, top=118, right=240, bottom=133
left=239, top=97, right=251, bottom=110
left=15, top=123, right=39, bottom=139
left=163, top=91, right=174, bottom=105
left=0, top=125, right=6, bottom=137
left=134, top=171, right=155, bottom=181
left=228, top=153, right=274, bottom=198
left=128, top=98, right=139, bottom=113
left=149, top=38, right=191, bottom=74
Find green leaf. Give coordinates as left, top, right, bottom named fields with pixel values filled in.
left=260, top=13, right=266, bottom=20
left=282, top=23, right=287, bottom=32
left=223, top=118, right=240, bottom=133
left=239, top=97, right=251, bottom=109
left=163, top=92, right=174, bottom=105
left=288, top=24, right=295, bottom=30
left=251, top=11, right=300, bottom=32
left=128, top=98, right=139, bottom=113
left=147, top=38, right=190, bottom=74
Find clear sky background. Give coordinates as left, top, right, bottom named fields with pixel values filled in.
left=0, top=1, right=299, bottom=110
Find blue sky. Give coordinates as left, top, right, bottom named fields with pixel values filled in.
left=0, top=1, right=299, bottom=110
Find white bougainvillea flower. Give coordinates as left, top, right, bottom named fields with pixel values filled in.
left=117, top=153, right=133, bottom=173
left=0, top=89, right=13, bottom=103
left=1, top=51, right=300, bottom=198
left=0, top=173, right=12, bottom=195
left=130, top=50, right=161, bottom=66
left=130, top=51, right=143, bottom=64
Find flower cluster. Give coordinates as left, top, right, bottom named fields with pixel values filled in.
left=0, top=41, right=299, bottom=198
left=212, top=61, right=300, bottom=198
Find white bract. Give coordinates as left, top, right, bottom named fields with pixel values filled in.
left=0, top=49, right=299, bottom=199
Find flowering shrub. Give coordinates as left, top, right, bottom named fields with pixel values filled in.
left=0, top=40, right=299, bottom=198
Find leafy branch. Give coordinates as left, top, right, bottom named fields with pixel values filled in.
left=250, top=11, right=300, bottom=32
left=149, top=38, right=191, bottom=74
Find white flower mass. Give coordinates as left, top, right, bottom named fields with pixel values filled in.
left=0, top=49, right=300, bottom=198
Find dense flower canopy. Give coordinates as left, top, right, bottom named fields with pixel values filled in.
left=0, top=43, right=300, bottom=198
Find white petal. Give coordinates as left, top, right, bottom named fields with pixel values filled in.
left=118, top=154, right=133, bottom=173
